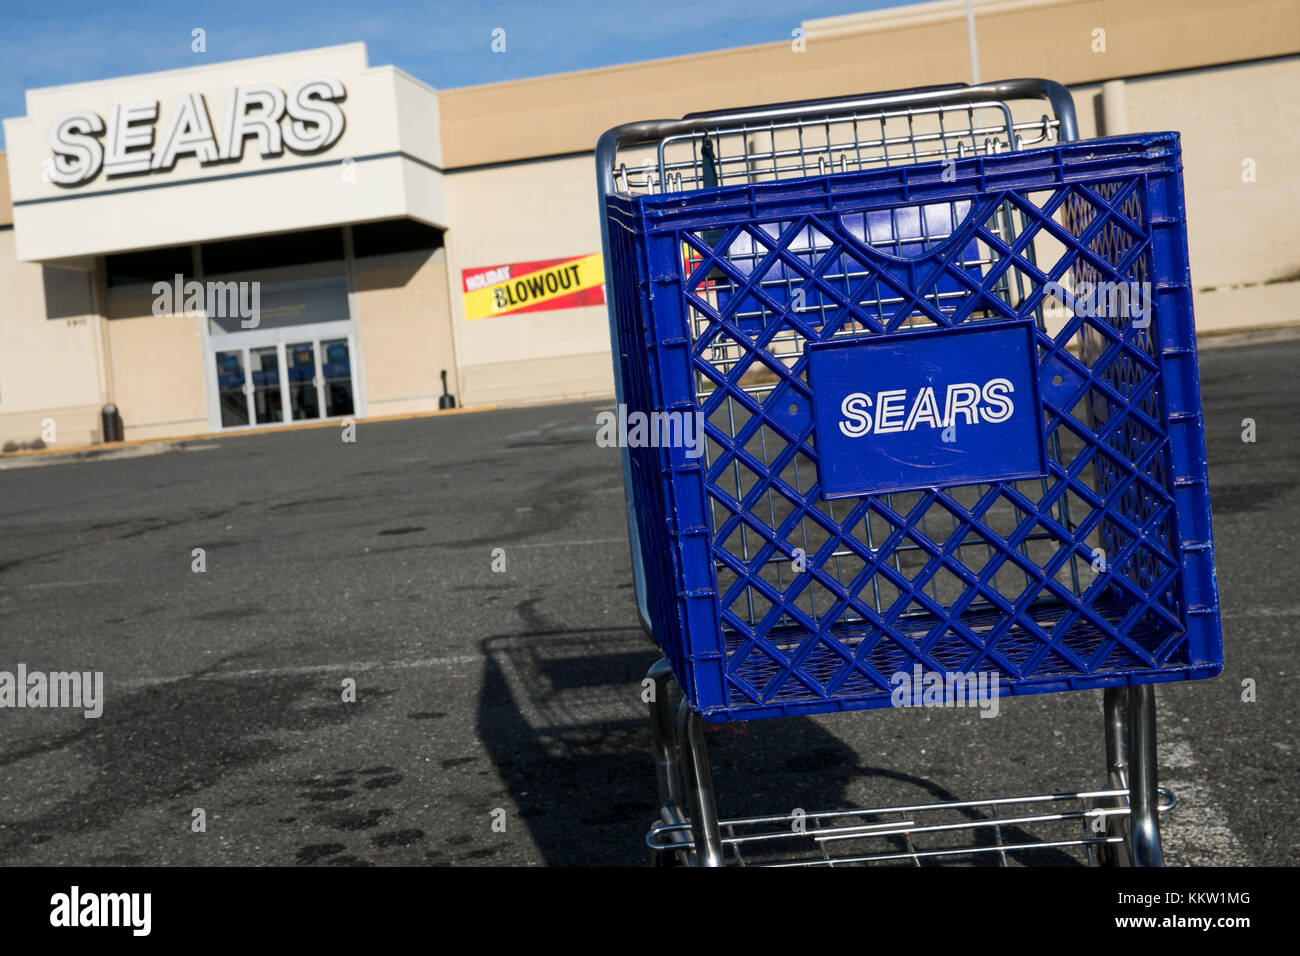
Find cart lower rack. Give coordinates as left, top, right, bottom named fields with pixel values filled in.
left=648, top=787, right=1178, bottom=867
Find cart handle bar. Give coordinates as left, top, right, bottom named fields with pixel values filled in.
left=681, top=81, right=971, bottom=121
left=597, top=78, right=1077, bottom=196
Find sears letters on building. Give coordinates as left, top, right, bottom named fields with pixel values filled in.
left=46, top=76, right=347, bottom=185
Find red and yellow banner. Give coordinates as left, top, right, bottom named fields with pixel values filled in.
left=462, top=253, right=605, bottom=320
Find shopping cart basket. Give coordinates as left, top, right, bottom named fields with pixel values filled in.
left=596, top=79, right=1222, bottom=866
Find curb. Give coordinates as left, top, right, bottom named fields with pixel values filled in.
left=0, top=404, right=496, bottom=466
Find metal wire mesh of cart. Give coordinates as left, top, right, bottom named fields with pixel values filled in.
left=648, top=787, right=1177, bottom=867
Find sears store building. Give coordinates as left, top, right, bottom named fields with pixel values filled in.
left=1, top=0, right=1296, bottom=447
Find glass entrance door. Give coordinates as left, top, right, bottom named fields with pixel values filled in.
left=321, top=338, right=355, bottom=417
left=286, top=342, right=321, bottom=421
left=216, top=350, right=250, bottom=427
left=210, top=334, right=358, bottom=430
left=249, top=346, right=284, bottom=424
left=215, top=346, right=282, bottom=427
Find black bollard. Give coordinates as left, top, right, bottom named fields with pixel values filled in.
left=100, top=403, right=124, bottom=443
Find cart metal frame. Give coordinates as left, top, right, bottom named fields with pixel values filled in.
left=597, top=79, right=1170, bottom=867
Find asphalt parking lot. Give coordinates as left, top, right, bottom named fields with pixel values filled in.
left=0, top=331, right=1295, bottom=866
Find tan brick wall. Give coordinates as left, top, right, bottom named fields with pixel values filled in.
left=102, top=286, right=210, bottom=441
left=354, top=247, right=460, bottom=414
left=0, top=227, right=105, bottom=447
left=437, top=0, right=1300, bottom=169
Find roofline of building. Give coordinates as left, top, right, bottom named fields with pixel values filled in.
left=434, top=0, right=1300, bottom=169
left=17, top=42, right=369, bottom=107
left=802, top=0, right=1079, bottom=37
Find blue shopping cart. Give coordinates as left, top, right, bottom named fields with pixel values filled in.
left=597, top=79, right=1222, bottom=866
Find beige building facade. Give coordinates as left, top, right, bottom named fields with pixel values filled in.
left=2, top=0, right=1297, bottom=449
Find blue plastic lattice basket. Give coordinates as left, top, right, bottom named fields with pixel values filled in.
left=605, top=132, right=1222, bottom=722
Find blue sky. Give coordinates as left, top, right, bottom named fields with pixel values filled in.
left=0, top=0, right=911, bottom=148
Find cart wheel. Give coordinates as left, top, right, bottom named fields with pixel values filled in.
left=653, top=843, right=689, bottom=867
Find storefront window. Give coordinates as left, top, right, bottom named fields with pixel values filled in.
left=205, top=272, right=349, bottom=336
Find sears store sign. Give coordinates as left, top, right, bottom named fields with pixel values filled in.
left=46, top=76, right=346, bottom=186
left=806, top=322, right=1048, bottom=498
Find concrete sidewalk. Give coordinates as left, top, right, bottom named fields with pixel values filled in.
left=0, top=405, right=494, bottom=470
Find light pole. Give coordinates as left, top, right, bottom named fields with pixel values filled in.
left=966, top=0, right=981, bottom=84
